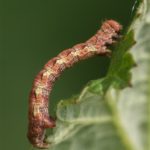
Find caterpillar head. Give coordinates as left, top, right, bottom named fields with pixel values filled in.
left=106, top=20, right=122, bottom=33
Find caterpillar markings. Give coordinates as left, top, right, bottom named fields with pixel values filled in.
left=27, top=20, right=122, bottom=149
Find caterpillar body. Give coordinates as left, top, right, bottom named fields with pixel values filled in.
left=27, top=20, right=122, bottom=149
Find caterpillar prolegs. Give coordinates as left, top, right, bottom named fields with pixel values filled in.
left=27, top=20, right=122, bottom=149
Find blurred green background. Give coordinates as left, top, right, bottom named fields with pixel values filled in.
left=0, top=0, right=135, bottom=149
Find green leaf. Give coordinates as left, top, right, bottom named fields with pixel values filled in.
left=36, top=0, right=150, bottom=149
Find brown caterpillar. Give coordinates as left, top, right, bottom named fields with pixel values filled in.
left=27, top=20, right=122, bottom=149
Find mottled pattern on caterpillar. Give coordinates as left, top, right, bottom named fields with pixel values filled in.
left=27, top=20, right=122, bottom=149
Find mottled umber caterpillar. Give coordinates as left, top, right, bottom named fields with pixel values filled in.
left=27, top=20, right=122, bottom=149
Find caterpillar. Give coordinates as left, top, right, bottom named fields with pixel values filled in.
left=27, top=20, right=122, bottom=149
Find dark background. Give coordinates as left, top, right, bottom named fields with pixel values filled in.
left=0, top=0, right=135, bottom=149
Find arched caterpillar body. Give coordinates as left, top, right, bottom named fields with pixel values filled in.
left=27, top=20, right=122, bottom=149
